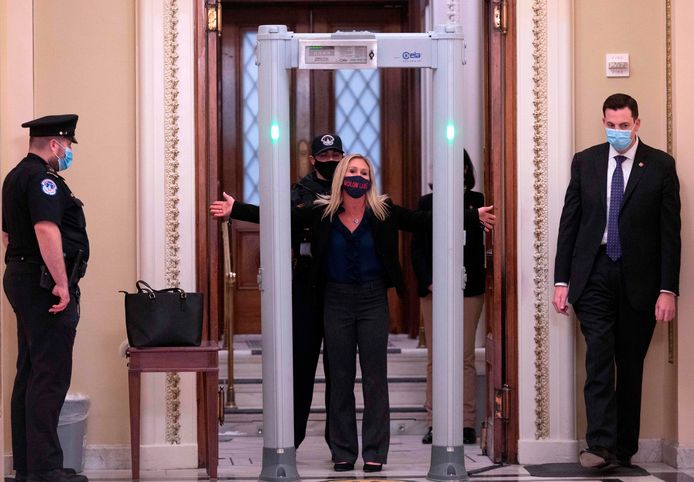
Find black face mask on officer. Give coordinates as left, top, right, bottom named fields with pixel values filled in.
left=314, top=160, right=340, bottom=180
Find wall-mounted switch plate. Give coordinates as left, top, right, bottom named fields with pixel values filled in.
left=606, top=53, right=630, bottom=77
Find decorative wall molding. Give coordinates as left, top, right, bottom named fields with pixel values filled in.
left=531, top=0, right=550, bottom=439
left=163, top=0, right=183, bottom=445
left=666, top=0, right=673, bottom=156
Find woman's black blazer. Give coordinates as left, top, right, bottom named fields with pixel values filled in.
left=230, top=199, right=432, bottom=297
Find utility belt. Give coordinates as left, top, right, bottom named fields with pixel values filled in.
left=6, top=253, right=88, bottom=288
left=6, top=255, right=42, bottom=264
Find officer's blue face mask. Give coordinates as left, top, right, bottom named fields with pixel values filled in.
left=54, top=142, right=73, bottom=171
left=605, top=128, right=633, bottom=152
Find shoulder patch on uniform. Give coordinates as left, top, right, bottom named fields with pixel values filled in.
left=40, top=178, right=58, bottom=196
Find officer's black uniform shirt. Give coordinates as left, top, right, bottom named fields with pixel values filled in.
left=290, top=171, right=332, bottom=208
left=2, top=153, right=89, bottom=262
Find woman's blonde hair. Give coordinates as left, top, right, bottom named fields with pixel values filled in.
left=315, top=153, right=389, bottom=221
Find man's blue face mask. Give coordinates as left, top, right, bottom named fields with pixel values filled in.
left=54, top=142, right=74, bottom=171
left=605, top=128, right=632, bottom=151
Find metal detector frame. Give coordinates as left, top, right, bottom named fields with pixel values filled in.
left=254, top=24, right=467, bottom=482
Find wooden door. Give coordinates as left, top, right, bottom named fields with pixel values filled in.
left=194, top=0, right=222, bottom=468
left=484, top=0, right=518, bottom=463
left=220, top=5, right=309, bottom=335
left=219, top=0, right=422, bottom=335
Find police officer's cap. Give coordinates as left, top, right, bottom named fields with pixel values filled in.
left=21, top=114, right=79, bottom=144
left=311, top=133, right=343, bottom=156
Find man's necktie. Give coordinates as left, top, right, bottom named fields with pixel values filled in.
left=606, top=155, right=626, bottom=261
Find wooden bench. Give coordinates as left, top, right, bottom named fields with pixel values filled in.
left=127, top=343, right=219, bottom=480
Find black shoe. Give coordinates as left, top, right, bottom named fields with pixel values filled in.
left=333, top=462, right=354, bottom=472
left=463, top=427, right=477, bottom=444
left=27, top=469, right=88, bottom=482
left=579, top=447, right=617, bottom=469
left=422, top=426, right=432, bottom=444
left=617, top=456, right=633, bottom=468
left=363, top=463, right=383, bottom=472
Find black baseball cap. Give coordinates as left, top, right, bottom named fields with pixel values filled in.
left=311, top=133, right=344, bottom=156
left=22, top=114, right=79, bottom=144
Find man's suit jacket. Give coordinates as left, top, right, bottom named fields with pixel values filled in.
left=554, top=140, right=681, bottom=311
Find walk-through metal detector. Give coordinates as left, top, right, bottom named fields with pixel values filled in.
left=255, top=24, right=467, bottom=482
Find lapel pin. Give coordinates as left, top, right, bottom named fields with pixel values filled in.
left=639, top=162, right=644, bottom=167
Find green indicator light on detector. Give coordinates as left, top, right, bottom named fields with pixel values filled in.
left=446, top=123, right=455, bottom=143
left=271, top=123, right=280, bottom=143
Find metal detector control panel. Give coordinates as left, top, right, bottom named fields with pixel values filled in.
left=294, top=31, right=448, bottom=70
left=298, top=33, right=377, bottom=69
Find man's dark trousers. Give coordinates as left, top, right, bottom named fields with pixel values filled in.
left=4, top=261, right=80, bottom=474
left=573, top=248, right=656, bottom=460
left=292, top=273, right=330, bottom=449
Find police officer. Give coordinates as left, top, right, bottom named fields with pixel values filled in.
left=291, top=133, right=344, bottom=450
left=2, top=114, right=89, bottom=482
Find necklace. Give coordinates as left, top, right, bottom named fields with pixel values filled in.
left=352, top=218, right=360, bottom=225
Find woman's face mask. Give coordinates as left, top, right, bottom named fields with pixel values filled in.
left=341, top=157, right=372, bottom=198
left=342, top=175, right=371, bottom=198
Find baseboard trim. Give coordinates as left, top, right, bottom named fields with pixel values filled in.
left=3, top=454, right=11, bottom=476
left=84, top=443, right=197, bottom=470
left=630, top=438, right=663, bottom=463
left=517, top=439, right=579, bottom=464
left=518, top=438, right=666, bottom=465
left=84, top=444, right=131, bottom=470
left=663, top=440, right=694, bottom=468
left=4, top=443, right=198, bottom=474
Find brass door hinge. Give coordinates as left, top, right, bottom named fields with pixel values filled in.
left=494, top=384, right=511, bottom=420
left=493, top=0, right=509, bottom=35
left=207, top=2, right=222, bottom=34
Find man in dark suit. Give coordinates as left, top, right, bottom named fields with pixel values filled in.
left=552, top=93, right=680, bottom=469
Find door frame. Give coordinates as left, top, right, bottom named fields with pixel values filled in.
left=484, top=0, right=519, bottom=463
left=194, top=0, right=221, bottom=467
left=210, top=0, right=425, bottom=336
left=194, top=0, right=518, bottom=463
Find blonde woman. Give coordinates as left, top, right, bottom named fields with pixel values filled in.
left=210, top=154, right=432, bottom=473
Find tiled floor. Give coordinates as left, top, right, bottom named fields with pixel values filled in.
left=8, top=435, right=692, bottom=482
left=6, top=335, right=692, bottom=481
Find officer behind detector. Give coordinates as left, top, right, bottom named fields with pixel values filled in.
left=291, top=133, right=344, bottom=449
left=2, top=114, right=89, bottom=482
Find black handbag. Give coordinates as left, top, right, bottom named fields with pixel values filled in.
left=122, top=280, right=203, bottom=347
